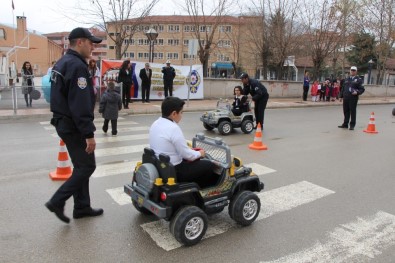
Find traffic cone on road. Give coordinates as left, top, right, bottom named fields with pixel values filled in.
left=49, top=139, right=72, bottom=181
left=363, top=112, right=379, bottom=134
left=249, top=123, right=268, bottom=150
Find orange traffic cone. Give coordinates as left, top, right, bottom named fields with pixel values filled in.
left=249, top=123, right=268, bottom=150
left=49, top=139, right=73, bottom=181
left=363, top=112, right=379, bottom=134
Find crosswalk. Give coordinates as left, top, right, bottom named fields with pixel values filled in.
left=40, top=117, right=395, bottom=260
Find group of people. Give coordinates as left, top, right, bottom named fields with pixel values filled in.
left=44, top=26, right=364, bottom=225
left=310, top=78, right=341, bottom=102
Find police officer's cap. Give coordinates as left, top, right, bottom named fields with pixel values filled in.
left=239, top=73, right=249, bottom=79
left=69, top=27, right=102, bottom=44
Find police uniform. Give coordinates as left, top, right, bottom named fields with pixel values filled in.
left=241, top=76, right=269, bottom=128
left=339, top=72, right=365, bottom=129
left=161, top=61, right=176, bottom=97
left=46, top=28, right=102, bottom=222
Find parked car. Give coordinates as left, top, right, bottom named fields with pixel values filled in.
left=124, top=133, right=264, bottom=246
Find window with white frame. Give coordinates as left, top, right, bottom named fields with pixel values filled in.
left=154, top=52, right=164, bottom=60
left=167, top=39, right=180, bottom=46
left=200, top=25, right=211, bottom=32
left=219, top=25, right=232, bottom=33
left=167, top=53, right=179, bottom=60
left=168, top=25, right=180, bottom=32
left=217, top=54, right=230, bottom=61
left=183, top=39, right=189, bottom=46
left=217, top=39, right=231, bottom=47
left=138, top=52, right=150, bottom=59
left=184, top=25, right=196, bottom=32
left=153, top=25, right=164, bottom=32
left=138, top=39, right=149, bottom=45
left=156, top=39, right=164, bottom=46
left=129, top=52, right=135, bottom=58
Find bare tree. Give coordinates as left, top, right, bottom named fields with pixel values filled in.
left=183, top=0, right=237, bottom=77
left=69, top=0, right=159, bottom=59
left=356, top=0, right=395, bottom=84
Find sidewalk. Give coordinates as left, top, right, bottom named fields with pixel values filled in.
left=1, top=97, right=394, bottom=120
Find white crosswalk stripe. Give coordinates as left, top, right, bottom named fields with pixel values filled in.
left=95, top=134, right=149, bottom=144
left=261, top=211, right=395, bottom=263
left=92, top=160, right=138, bottom=178
left=139, top=181, right=335, bottom=251
left=95, top=144, right=148, bottom=157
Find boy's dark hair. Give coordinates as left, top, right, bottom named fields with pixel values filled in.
left=161, top=97, right=185, bottom=117
left=108, top=81, right=115, bottom=90
left=234, top=85, right=243, bottom=95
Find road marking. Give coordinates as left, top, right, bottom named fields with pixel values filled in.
left=95, top=144, right=148, bottom=157
left=106, top=187, right=132, bottom=205
left=140, top=181, right=335, bottom=251
left=43, top=125, right=149, bottom=132
left=247, top=162, right=276, bottom=177
left=93, top=160, right=138, bottom=178
left=261, top=211, right=395, bottom=263
left=95, top=134, right=149, bottom=144
left=39, top=117, right=126, bottom=125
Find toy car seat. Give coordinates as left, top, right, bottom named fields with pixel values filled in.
left=157, top=153, right=177, bottom=184
left=142, top=148, right=157, bottom=165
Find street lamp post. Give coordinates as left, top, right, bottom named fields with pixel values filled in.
left=368, top=59, right=373, bottom=84
left=145, top=28, right=158, bottom=63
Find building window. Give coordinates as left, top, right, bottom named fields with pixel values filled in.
left=138, top=52, right=150, bottom=59
left=219, top=25, right=232, bottom=33
left=217, top=40, right=231, bottom=47
left=184, top=25, right=196, bottom=32
left=156, top=39, right=164, bottom=46
left=129, top=52, right=134, bottom=58
left=200, top=25, right=211, bottom=32
left=167, top=39, right=179, bottom=46
left=199, top=39, right=206, bottom=46
left=168, top=25, right=180, bottom=32
left=167, top=53, right=179, bottom=60
left=217, top=54, right=230, bottom=61
left=183, top=39, right=189, bottom=46
left=109, top=46, right=115, bottom=50
left=153, top=25, right=164, bottom=32
left=153, top=52, right=164, bottom=60
left=138, top=39, right=149, bottom=45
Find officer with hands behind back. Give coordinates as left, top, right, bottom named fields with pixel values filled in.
left=45, top=27, right=103, bottom=223
left=338, top=66, right=365, bottom=130
left=240, top=73, right=269, bottom=129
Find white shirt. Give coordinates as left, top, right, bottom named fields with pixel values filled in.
left=149, top=117, right=201, bottom=165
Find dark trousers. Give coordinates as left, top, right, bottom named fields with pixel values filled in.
left=103, top=119, right=118, bottom=135
left=122, top=82, right=131, bottom=107
left=303, top=86, right=309, bottom=101
left=50, top=126, right=96, bottom=209
left=175, top=159, right=216, bottom=185
left=24, top=93, right=32, bottom=106
left=342, top=97, right=359, bottom=128
left=164, top=81, right=173, bottom=97
left=254, top=94, right=269, bottom=127
left=141, top=84, right=150, bottom=102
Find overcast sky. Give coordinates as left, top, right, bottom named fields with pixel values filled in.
left=0, top=0, right=190, bottom=34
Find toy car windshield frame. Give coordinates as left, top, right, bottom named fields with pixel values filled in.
left=192, top=133, right=231, bottom=169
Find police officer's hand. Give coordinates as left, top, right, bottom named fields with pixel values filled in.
left=85, top=138, right=96, bottom=154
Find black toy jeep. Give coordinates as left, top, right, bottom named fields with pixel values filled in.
left=124, top=133, right=264, bottom=246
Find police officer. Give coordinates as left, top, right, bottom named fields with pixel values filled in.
left=338, top=66, right=365, bottom=130
left=240, top=73, right=269, bottom=129
left=161, top=60, right=176, bottom=97
left=45, top=27, right=103, bottom=223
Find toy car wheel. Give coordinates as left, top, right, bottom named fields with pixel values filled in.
left=203, top=122, right=215, bottom=131
left=170, top=206, right=208, bottom=246
left=218, top=121, right=232, bottom=135
left=132, top=199, right=151, bottom=215
left=392, top=107, right=395, bottom=116
left=241, top=120, right=254, bottom=134
left=232, top=191, right=260, bottom=226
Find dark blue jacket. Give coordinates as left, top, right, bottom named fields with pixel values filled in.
left=340, top=75, right=365, bottom=99
left=242, top=78, right=269, bottom=102
left=50, top=49, right=96, bottom=138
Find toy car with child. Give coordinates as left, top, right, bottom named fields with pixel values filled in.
left=124, top=133, right=264, bottom=246
left=200, top=99, right=254, bottom=135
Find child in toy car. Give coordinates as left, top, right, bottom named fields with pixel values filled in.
left=231, top=85, right=249, bottom=116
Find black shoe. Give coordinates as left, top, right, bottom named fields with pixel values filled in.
left=73, top=207, right=103, bottom=219
left=146, top=100, right=150, bottom=103
left=349, top=127, right=354, bottom=130
left=338, top=125, right=348, bottom=128
left=45, top=201, right=70, bottom=223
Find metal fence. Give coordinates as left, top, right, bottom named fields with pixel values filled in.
left=0, top=85, right=51, bottom=111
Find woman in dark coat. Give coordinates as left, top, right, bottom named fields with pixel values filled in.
left=99, top=82, right=122, bottom=136
left=21, top=61, right=35, bottom=107
left=118, top=60, right=133, bottom=109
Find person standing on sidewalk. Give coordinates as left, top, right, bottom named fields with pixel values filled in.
left=338, top=66, right=365, bottom=130
left=240, top=73, right=269, bottom=129
left=302, top=71, right=310, bottom=101
left=162, top=60, right=176, bottom=97
left=46, top=27, right=103, bottom=223
left=21, top=61, right=34, bottom=107
left=139, top=62, right=152, bottom=103
left=118, top=60, right=133, bottom=109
